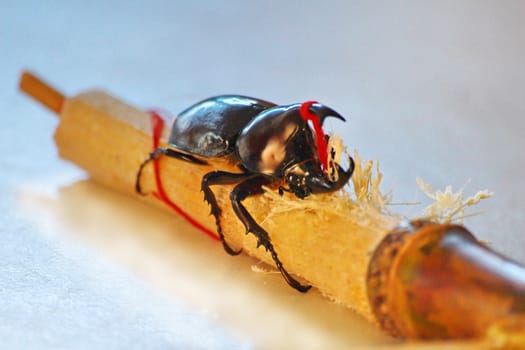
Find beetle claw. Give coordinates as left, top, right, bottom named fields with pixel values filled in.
left=223, top=241, right=242, bottom=256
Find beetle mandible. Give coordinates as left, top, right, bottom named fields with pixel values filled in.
left=135, top=95, right=354, bottom=292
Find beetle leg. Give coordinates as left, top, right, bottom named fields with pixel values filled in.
left=135, top=147, right=207, bottom=194
left=231, top=177, right=312, bottom=293
left=163, top=148, right=208, bottom=165
left=201, top=171, right=253, bottom=255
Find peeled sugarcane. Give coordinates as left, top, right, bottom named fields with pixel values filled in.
left=19, top=71, right=525, bottom=346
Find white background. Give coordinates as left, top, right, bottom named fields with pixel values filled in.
left=2, top=1, right=524, bottom=348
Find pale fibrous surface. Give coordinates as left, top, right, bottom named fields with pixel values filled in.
left=263, top=133, right=492, bottom=243
left=415, top=178, right=493, bottom=224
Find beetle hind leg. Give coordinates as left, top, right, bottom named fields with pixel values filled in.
left=135, top=148, right=164, bottom=194
left=231, top=177, right=312, bottom=293
left=135, top=147, right=207, bottom=194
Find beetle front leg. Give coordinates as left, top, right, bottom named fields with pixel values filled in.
left=230, top=177, right=312, bottom=293
left=201, top=171, right=253, bottom=255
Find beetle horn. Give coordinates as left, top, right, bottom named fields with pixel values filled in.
left=309, top=103, right=346, bottom=125
left=308, top=156, right=355, bottom=193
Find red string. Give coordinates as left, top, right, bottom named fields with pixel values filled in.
left=299, top=101, right=329, bottom=173
left=149, top=111, right=220, bottom=241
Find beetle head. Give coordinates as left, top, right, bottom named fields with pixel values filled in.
left=284, top=156, right=354, bottom=199
left=236, top=101, right=353, bottom=195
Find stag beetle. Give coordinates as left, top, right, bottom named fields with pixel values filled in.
left=135, top=95, right=354, bottom=292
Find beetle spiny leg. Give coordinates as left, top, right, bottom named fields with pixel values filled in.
left=202, top=185, right=240, bottom=256
left=247, top=215, right=311, bottom=293
left=230, top=177, right=312, bottom=293
left=269, top=246, right=311, bottom=293
left=201, top=171, right=251, bottom=256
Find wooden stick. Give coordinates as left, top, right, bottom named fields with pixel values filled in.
left=19, top=71, right=64, bottom=114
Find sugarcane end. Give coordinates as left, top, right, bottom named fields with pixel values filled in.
left=19, top=70, right=65, bottom=115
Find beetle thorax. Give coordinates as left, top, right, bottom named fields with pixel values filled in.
left=235, top=104, right=325, bottom=178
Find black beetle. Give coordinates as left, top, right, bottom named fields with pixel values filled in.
left=135, top=95, right=354, bottom=292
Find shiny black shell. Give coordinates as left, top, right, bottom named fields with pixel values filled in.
left=169, top=95, right=276, bottom=157
left=236, top=104, right=316, bottom=176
